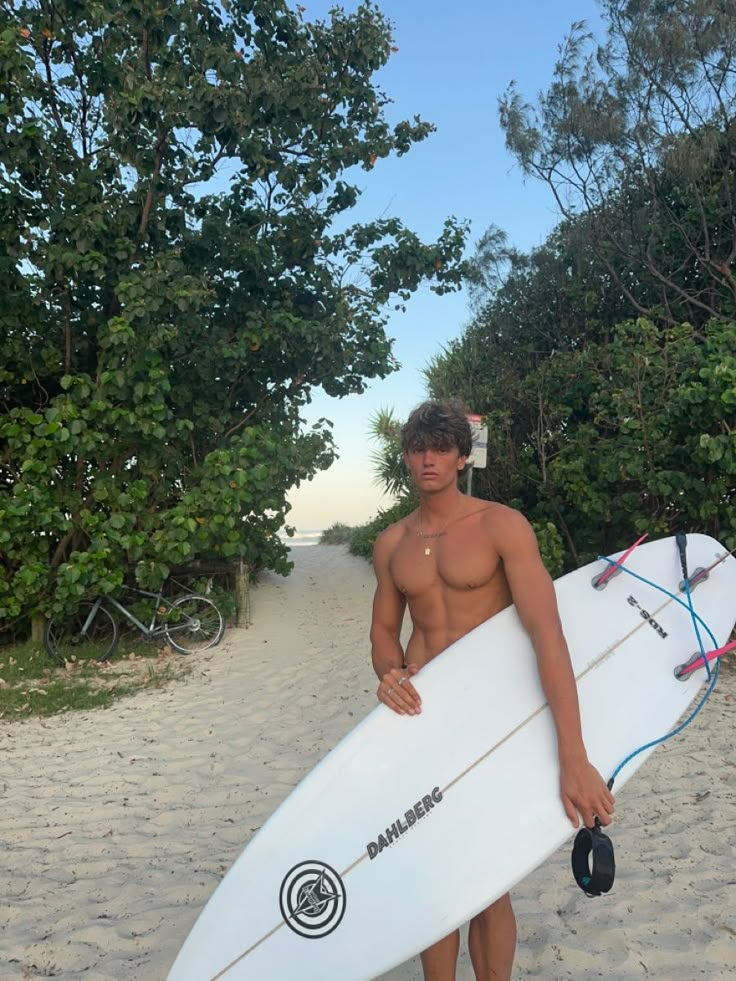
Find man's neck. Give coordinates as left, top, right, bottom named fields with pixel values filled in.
left=417, top=486, right=465, bottom=528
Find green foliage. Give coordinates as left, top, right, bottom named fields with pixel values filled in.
left=348, top=497, right=417, bottom=561
left=430, top=1, right=736, bottom=569
left=430, top=316, right=736, bottom=567
left=0, top=1, right=467, bottom=629
left=319, top=522, right=354, bottom=545
left=531, top=521, right=566, bottom=579
left=368, top=405, right=411, bottom=497
left=352, top=2, right=736, bottom=574
left=499, top=0, right=736, bottom=324
left=348, top=402, right=420, bottom=560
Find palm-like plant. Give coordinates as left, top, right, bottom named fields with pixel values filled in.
left=368, top=407, right=412, bottom=499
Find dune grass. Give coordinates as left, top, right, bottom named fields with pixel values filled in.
left=0, top=636, right=191, bottom=722
left=319, top=522, right=355, bottom=545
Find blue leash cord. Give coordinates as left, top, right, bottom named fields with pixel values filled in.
left=596, top=555, right=720, bottom=784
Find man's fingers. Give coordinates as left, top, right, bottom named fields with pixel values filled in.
left=581, top=796, right=614, bottom=828
left=593, top=789, right=615, bottom=826
left=397, top=677, right=421, bottom=704
left=378, top=684, right=406, bottom=715
left=596, top=796, right=615, bottom=826
left=392, top=684, right=420, bottom=714
left=561, top=766, right=615, bottom=829
left=563, top=797, right=580, bottom=828
left=378, top=669, right=421, bottom=715
left=399, top=673, right=421, bottom=713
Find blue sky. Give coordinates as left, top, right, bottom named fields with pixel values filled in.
left=287, top=0, right=605, bottom=531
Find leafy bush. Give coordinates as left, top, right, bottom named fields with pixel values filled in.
left=531, top=521, right=566, bottom=579
left=319, top=523, right=355, bottom=545
left=348, top=498, right=417, bottom=560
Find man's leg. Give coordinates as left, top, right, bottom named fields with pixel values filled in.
left=467, top=893, right=516, bottom=981
left=420, top=929, right=460, bottom=981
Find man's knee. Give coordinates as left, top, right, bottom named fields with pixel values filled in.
left=489, top=892, right=513, bottom=912
left=472, top=892, right=514, bottom=923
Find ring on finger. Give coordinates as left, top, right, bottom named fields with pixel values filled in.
left=398, top=676, right=407, bottom=687
left=387, top=687, right=394, bottom=697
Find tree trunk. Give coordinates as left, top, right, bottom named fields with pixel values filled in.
left=236, top=560, right=251, bottom=628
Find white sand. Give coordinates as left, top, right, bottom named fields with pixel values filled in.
left=1, top=545, right=734, bottom=980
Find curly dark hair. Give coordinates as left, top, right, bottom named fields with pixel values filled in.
left=400, top=400, right=472, bottom=458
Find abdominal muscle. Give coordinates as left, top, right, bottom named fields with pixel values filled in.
left=402, top=575, right=513, bottom=668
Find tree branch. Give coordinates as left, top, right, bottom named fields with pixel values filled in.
left=137, top=127, right=169, bottom=240
left=64, top=285, right=72, bottom=372
left=50, top=527, right=75, bottom=568
left=40, top=36, right=66, bottom=135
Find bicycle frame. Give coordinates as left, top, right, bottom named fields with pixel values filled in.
left=89, top=586, right=201, bottom=640
left=83, top=586, right=168, bottom=638
left=45, top=583, right=224, bottom=667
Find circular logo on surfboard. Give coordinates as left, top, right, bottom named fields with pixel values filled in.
left=279, top=860, right=346, bottom=938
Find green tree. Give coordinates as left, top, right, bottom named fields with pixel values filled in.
left=428, top=0, right=736, bottom=567
left=0, top=0, right=467, bottom=635
left=425, top=216, right=631, bottom=515
left=499, top=0, right=736, bottom=324
left=429, top=315, right=736, bottom=567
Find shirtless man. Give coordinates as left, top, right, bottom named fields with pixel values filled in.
left=370, top=400, right=615, bottom=981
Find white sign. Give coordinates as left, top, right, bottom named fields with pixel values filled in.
left=467, top=414, right=487, bottom=469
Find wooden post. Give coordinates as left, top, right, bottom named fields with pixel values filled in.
left=236, top=559, right=251, bottom=628
left=30, top=615, right=45, bottom=644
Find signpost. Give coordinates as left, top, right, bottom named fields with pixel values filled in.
left=466, top=414, right=487, bottom=497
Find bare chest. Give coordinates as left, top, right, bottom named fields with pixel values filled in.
left=391, top=524, right=502, bottom=599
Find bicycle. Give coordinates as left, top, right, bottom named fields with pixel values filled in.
left=44, top=584, right=225, bottom=665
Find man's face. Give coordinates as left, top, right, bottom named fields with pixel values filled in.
left=403, top=443, right=467, bottom=493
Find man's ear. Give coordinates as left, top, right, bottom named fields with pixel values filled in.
left=457, top=455, right=468, bottom=471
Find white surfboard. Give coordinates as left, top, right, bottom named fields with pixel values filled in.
left=168, top=534, right=736, bottom=981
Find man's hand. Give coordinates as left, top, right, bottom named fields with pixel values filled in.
left=560, top=757, right=615, bottom=829
left=377, top=664, right=421, bottom=715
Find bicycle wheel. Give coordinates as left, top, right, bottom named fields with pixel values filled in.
left=163, top=594, right=224, bottom=654
left=44, top=601, right=119, bottom=666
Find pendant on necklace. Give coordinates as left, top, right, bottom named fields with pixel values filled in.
left=424, top=546, right=431, bottom=557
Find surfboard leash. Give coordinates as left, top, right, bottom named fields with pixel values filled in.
left=573, top=534, right=734, bottom=899
left=598, top=535, right=733, bottom=787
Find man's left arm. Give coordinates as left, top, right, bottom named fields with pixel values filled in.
left=494, top=509, right=615, bottom=829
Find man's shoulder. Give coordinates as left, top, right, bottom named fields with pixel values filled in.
left=376, top=512, right=415, bottom=543
left=476, top=501, right=538, bottom=555
left=475, top=500, right=527, bottom=525
left=475, top=501, right=534, bottom=540
left=373, top=511, right=415, bottom=557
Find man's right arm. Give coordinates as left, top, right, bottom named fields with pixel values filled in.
left=370, top=527, right=421, bottom=716
left=370, top=527, right=406, bottom=677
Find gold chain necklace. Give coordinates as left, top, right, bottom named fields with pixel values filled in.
left=416, top=504, right=465, bottom=555
left=417, top=528, right=447, bottom=556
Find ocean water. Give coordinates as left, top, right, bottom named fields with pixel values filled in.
left=279, top=529, right=324, bottom=548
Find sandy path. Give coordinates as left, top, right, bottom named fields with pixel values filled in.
left=1, top=545, right=734, bottom=980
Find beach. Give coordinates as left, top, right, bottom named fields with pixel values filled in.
left=1, top=544, right=734, bottom=980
